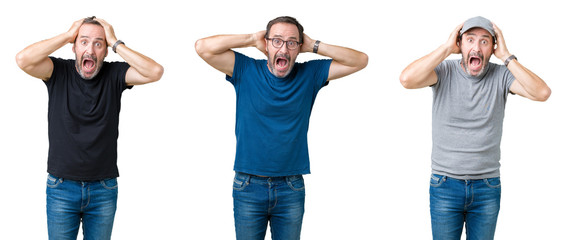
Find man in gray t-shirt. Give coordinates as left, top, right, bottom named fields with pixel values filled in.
left=400, top=16, right=550, bottom=240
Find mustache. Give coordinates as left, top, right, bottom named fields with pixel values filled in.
left=468, top=51, right=484, bottom=60
left=81, top=53, right=98, bottom=63
left=275, top=53, right=290, bottom=61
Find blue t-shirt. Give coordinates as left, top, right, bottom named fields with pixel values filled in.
left=226, top=51, right=332, bottom=176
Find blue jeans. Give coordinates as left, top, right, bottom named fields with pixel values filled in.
left=429, top=174, right=501, bottom=240
left=233, top=172, right=305, bottom=240
left=46, top=174, right=118, bottom=240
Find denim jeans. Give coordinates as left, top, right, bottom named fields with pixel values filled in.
left=429, top=174, right=501, bottom=240
left=233, top=172, right=306, bottom=240
left=46, top=174, right=118, bottom=240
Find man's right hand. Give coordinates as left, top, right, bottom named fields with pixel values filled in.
left=253, top=30, right=267, bottom=56
left=66, top=18, right=85, bottom=44
left=444, top=22, right=463, bottom=55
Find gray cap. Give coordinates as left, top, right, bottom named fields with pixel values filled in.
left=460, top=16, right=495, bottom=39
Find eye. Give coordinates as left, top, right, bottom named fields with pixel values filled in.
left=81, top=40, right=88, bottom=45
left=95, top=42, right=102, bottom=47
left=287, top=41, right=297, bottom=48
left=273, top=38, right=283, bottom=44
left=481, top=40, right=488, bottom=45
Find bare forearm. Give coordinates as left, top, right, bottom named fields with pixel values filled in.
left=312, top=41, right=367, bottom=68
left=507, top=59, right=551, bottom=101
left=16, top=32, right=71, bottom=71
left=400, top=44, right=453, bottom=89
left=115, top=44, right=163, bottom=82
left=300, top=37, right=368, bottom=80
left=195, top=32, right=266, bottom=76
left=196, top=34, right=259, bottom=56
left=16, top=19, right=83, bottom=80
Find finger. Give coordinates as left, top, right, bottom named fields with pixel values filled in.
left=454, top=22, right=464, bottom=33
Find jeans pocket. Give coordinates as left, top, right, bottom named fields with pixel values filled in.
left=233, top=173, right=249, bottom=191
left=429, top=174, right=445, bottom=188
left=101, top=178, right=118, bottom=190
left=46, top=174, right=63, bottom=188
left=287, top=175, right=305, bottom=192
left=483, top=177, right=501, bottom=189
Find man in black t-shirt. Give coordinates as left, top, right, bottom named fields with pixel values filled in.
left=16, top=17, right=163, bottom=240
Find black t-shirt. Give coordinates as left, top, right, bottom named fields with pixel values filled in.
left=45, top=57, right=131, bottom=180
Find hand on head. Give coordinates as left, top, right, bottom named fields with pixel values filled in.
left=446, top=22, right=464, bottom=55
left=91, top=17, right=118, bottom=47
left=491, top=22, right=511, bottom=61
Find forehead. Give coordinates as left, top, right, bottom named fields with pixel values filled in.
left=78, top=24, right=105, bottom=39
left=463, top=27, right=492, bottom=39
left=268, top=23, right=299, bottom=39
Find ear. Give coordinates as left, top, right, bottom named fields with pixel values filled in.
left=72, top=44, right=76, bottom=54
left=265, top=38, right=269, bottom=53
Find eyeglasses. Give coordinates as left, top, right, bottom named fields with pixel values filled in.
left=266, top=38, right=301, bottom=50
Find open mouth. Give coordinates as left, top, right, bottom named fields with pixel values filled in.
left=468, top=55, right=483, bottom=71
left=82, top=58, right=96, bottom=73
left=275, top=57, right=289, bottom=71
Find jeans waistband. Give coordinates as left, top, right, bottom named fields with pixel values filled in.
left=432, top=174, right=499, bottom=182
left=235, top=172, right=302, bottom=183
left=49, top=174, right=116, bottom=183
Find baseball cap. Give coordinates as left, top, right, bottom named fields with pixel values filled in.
left=460, top=16, right=495, bottom=39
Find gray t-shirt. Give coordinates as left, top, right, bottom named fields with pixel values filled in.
left=431, top=59, right=515, bottom=179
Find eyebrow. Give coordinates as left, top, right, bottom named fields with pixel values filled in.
left=464, top=33, right=491, bottom=39
left=272, top=34, right=298, bottom=40
left=79, top=36, right=105, bottom=41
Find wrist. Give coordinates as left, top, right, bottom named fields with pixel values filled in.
left=112, top=40, right=125, bottom=53
left=312, top=40, right=320, bottom=54
left=503, top=54, right=517, bottom=67
left=440, top=43, right=456, bottom=57
left=65, top=31, right=77, bottom=44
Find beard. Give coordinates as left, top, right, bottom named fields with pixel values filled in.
left=268, top=52, right=293, bottom=78
left=75, top=53, right=103, bottom=80
left=461, top=51, right=490, bottom=77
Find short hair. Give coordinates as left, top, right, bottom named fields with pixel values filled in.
left=74, top=16, right=105, bottom=46
left=264, top=16, right=304, bottom=44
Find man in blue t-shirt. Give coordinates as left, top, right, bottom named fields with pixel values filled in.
left=196, top=16, right=368, bottom=239
left=16, top=17, right=163, bottom=240
left=400, top=16, right=551, bottom=240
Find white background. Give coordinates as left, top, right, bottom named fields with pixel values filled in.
left=1, top=0, right=565, bottom=239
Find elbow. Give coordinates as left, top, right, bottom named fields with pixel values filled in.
left=534, top=87, right=551, bottom=102
left=15, top=51, right=28, bottom=70
left=359, top=52, right=369, bottom=70
left=143, top=64, right=164, bottom=84
left=150, top=64, right=165, bottom=83
left=194, top=38, right=214, bottom=60
left=194, top=39, right=207, bottom=57
left=399, top=73, right=414, bottom=89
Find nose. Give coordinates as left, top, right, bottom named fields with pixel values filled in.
left=278, top=43, right=289, bottom=53
left=472, top=41, right=481, bottom=51
left=85, top=43, right=95, bottom=54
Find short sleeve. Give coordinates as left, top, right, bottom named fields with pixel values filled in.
left=304, top=59, right=332, bottom=89
left=107, top=61, right=131, bottom=91
left=45, top=57, right=66, bottom=87
left=502, top=67, right=515, bottom=94
left=432, top=60, right=451, bottom=89
left=226, top=51, right=252, bottom=86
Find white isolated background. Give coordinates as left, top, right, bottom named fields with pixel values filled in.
left=1, top=0, right=565, bottom=239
